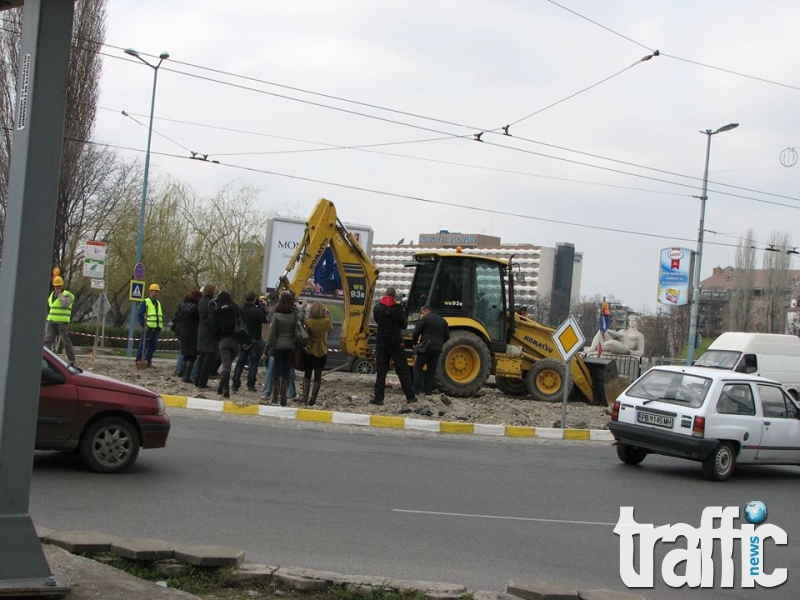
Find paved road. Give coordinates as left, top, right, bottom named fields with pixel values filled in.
left=30, top=410, right=799, bottom=599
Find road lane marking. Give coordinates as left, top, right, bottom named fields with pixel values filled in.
left=393, top=508, right=615, bottom=527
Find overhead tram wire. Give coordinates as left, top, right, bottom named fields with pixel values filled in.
left=72, top=33, right=800, bottom=205
left=105, top=104, right=800, bottom=209
left=99, top=107, right=690, bottom=198
left=64, top=135, right=793, bottom=254
left=120, top=110, right=196, bottom=155
left=101, top=102, right=800, bottom=211
left=503, top=53, right=659, bottom=129
left=114, top=52, right=800, bottom=207
left=541, top=1, right=800, bottom=92
left=57, top=31, right=800, bottom=208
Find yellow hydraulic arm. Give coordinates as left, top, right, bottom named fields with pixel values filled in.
left=275, top=198, right=379, bottom=359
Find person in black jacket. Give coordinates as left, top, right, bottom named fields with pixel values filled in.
left=209, top=289, right=240, bottom=398
left=195, top=283, right=218, bottom=389
left=177, top=289, right=202, bottom=383
left=411, top=305, right=450, bottom=395
left=371, top=287, right=416, bottom=406
left=232, top=291, right=268, bottom=392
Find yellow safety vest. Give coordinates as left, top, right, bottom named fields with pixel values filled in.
left=47, top=290, right=74, bottom=323
left=144, top=297, right=163, bottom=329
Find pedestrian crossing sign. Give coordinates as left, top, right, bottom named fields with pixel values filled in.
left=129, top=280, right=145, bottom=301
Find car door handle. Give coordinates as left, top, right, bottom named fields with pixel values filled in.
left=764, top=421, right=771, bottom=426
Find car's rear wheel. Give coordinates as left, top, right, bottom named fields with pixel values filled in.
left=701, top=442, right=736, bottom=481
left=351, top=358, right=375, bottom=375
left=80, top=416, right=140, bottom=474
left=616, top=443, right=647, bottom=465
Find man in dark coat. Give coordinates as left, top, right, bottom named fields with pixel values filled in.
left=232, top=291, right=269, bottom=392
left=371, top=287, right=416, bottom=405
left=194, top=283, right=218, bottom=389
left=412, top=305, right=450, bottom=395
left=177, top=289, right=202, bottom=382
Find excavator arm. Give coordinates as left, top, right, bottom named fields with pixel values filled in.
left=274, top=198, right=379, bottom=359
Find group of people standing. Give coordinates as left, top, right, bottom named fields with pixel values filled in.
left=371, top=287, right=449, bottom=406
left=172, top=286, right=333, bottom=406
left=43, top=273, right=451, bottom=410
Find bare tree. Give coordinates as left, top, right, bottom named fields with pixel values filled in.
left=527, top=294, right=551, bottom=326
left=0, top=12, right=21, bottom=249
left=0, top=0, right=109, bottom=268
left=763, top=230, right=793, bottom=333
left=638, top=308, right=670, bottom=358
left=730, top=228, right=756, bottom=331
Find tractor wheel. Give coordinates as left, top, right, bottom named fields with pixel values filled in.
left=495, top=376, right=529, bottom=396
left=526, top=358, right=572, bottom=402
left=436, top=330, right=491, bottom=397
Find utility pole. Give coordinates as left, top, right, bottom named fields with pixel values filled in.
left=0, top=0, right=74, bottom=595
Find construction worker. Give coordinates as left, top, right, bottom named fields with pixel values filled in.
left=44, top=275, right=76, bottom=364
left=136, top=283, right=164, bottom=367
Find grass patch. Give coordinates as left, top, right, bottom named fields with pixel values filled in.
left=83, top=552, right=477, bottom=600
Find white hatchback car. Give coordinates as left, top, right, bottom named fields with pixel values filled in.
left=607, top=365, right=800, bottom=481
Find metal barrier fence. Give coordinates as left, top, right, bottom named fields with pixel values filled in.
left=651, top=356, right=686, bottom=367
left=611, top=355, right=643, bottom=381
left=616, top=356, right=686, bottom=383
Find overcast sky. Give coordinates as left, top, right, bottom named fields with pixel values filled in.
left=94, top=0, right=800, bottom=312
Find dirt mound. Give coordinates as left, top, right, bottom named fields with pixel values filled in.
left=77, top=356, right=612, bottom=430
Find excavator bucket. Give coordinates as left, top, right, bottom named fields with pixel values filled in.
left=581, top=357, right=631, bottom=406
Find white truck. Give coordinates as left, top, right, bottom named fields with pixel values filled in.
left=694, top=332, right=800, bottom=399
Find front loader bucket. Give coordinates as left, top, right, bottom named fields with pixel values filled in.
left=582, top=357, right=631, bottom=406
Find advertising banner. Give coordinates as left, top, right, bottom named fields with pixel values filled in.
left=657, top=247, right=691, bottom=306
left=260, top=216, right=373, bottom=298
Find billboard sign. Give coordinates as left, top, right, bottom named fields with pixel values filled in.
left=260, top=215, right=373, bottom=298
left=657, top=247, right=691, bottom=306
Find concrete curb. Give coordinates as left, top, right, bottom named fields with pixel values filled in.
left=38, top=528, right=645, bottom=600
left=161, top=393, right=613, bottom=441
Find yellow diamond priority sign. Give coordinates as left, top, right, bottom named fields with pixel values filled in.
left=552, top=315, right=586, bottom=362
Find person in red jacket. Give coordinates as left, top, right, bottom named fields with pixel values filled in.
left=371, top=287, right=416, bottom=406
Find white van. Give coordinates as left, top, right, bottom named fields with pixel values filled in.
left=694, top=332, right=800, bottom=398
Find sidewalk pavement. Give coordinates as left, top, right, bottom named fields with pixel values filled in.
left=43, top=544, right=199, bottom=600
left=26, top=528, right=647, bottom=600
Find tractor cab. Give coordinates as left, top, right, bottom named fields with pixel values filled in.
left=406, top=252, right=511, bottom=353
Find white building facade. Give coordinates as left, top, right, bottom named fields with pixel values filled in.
left=371, top=242, right=582, bottom=309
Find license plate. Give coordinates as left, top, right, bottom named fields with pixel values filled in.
left=637, top=411, right=674, bottom=428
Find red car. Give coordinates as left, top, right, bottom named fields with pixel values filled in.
left=38, top=348, right=171, bottom=473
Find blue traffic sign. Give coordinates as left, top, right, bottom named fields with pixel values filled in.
left=129, top=280, right=145, bottom=301
left=133, top=262, right=145, bottom=280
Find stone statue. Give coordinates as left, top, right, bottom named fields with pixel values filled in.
left=586, top=314, right=645, bottom=357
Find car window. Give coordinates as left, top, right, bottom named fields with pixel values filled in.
left=716, top=383, right=756, bottom=415
left=626, top=370, right=712, bottom=408
left=758, top=385, right=792, bottom=418
left=736, top=354, right=758, bottom=374
left=695, top=350, right=741, bottom=370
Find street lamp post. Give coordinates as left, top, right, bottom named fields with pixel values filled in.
left=685, top=122, right=739, bottom=365
left=124, top=48, right=169, bottom=357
